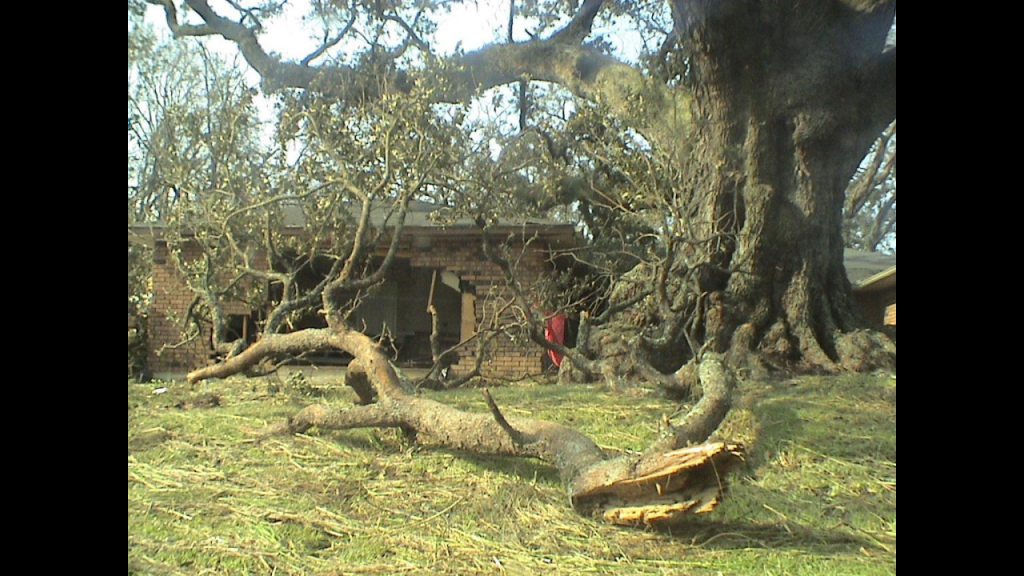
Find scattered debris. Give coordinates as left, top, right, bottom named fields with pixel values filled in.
left=175, top=393, right=222, bottom=411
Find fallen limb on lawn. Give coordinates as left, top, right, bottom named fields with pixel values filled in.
left=191, top=325, right=744, bottom=528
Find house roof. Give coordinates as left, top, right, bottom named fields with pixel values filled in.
left=129, top=201, right=577, bottom=247
left=845, top=249, right=896, bottom=292
left=131, top=214, right=892, bottom=284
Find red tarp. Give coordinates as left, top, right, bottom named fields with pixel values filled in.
left=545, top=313, right=567, bottom=367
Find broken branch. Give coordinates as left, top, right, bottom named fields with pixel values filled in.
left=483, top=389, right=525, bottom=447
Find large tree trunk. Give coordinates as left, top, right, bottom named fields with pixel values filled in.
left=576, top=1, right=896, bottom=378
left=693, top=1, right=896, bottom=373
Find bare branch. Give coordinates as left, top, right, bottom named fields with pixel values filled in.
left=302, top=10, right=359, bottom=66
left=187, top=329, right=336, bottom=383
left=383, top=13, right=431, bottom=55
left=648, top=356, right=736, bottom=453
left=845, top=125, right=895, bottom=218
left=156, top=0, right=390, bottom=99
left=445, top=332, right=501, bottom=389
left=150, top=1, right=690, bottom=152
left=483, top=389, right=526, bottom=447
left=479, top=227, right=598, bottom=378
left=507, top=0, right=516, bottom=43
left=147, top=0, right=217, bottom=37
left=551, top=0, right=608, bottom=44
left=866, top=195, right=896, bottom=252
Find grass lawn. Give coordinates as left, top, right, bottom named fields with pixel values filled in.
left=128, top=372, right=896, bottom=575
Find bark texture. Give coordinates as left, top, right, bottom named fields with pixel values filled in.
left=673, top=0, right=896, bottom=372
left=569, top=1, right=897, bottom=379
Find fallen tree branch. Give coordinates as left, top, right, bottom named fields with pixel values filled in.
left=186, top=329, right=336, bottom=384
left=208, top=324, right=745, bottom=528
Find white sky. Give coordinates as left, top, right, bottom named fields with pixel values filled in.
left=252, top=1, right=524, bottom=59
left=141, top=1, right=615, bottom=160
left=144, top=0, right=644, bottom=80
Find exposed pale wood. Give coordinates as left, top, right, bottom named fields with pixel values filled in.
left=572, top=442, right=745, bottom=527
left=460, top=292, right=477, bottom=343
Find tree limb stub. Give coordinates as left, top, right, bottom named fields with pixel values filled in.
left=483, top=389, right=525, bottom=447
left=571, top=442, right=745, bottom=527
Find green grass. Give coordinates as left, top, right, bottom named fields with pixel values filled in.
left=128, top=373, right=896, bottom=575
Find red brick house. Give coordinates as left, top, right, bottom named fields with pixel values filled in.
left=129, top=202, right=576, bottom=379
left=845, top=249, right=896, bottom=329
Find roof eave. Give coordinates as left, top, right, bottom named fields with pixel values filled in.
left=129, top=223, right=580, bottom=249
left=857, top=266, right=896, bottom=292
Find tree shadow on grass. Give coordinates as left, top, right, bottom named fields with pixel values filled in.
left=734, top=375, right=896, bottom=469
left=437, top=449, right=563, bottom=486
left=673, top=521, right=863, bottom=552
left=679, top=375, right=897, bottom=556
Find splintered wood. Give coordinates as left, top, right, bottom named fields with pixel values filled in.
left=601, top=484, right=724, bottom=525
left=584, top=443, right=745, bottom=528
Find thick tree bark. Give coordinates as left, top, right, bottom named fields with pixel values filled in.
left=680, top=1, right=896, bottom=372
left=571, top=1, right=897, bottom=379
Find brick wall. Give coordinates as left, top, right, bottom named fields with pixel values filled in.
left=147, top=234, right=554, bottom=380
left=400, top=235, right=549, bottom=380
left=148, top=243, right=209, bottom=373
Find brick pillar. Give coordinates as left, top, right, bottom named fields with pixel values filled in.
left=148, top=243, right=209, bottom=373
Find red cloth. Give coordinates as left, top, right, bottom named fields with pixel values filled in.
left=545, top=313, right=567, bottom=367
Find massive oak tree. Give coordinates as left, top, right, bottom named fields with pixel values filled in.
left=138, top=0, right=895, bottom=526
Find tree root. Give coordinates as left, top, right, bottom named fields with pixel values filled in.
left=835, top=330, right=896, bottom=372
